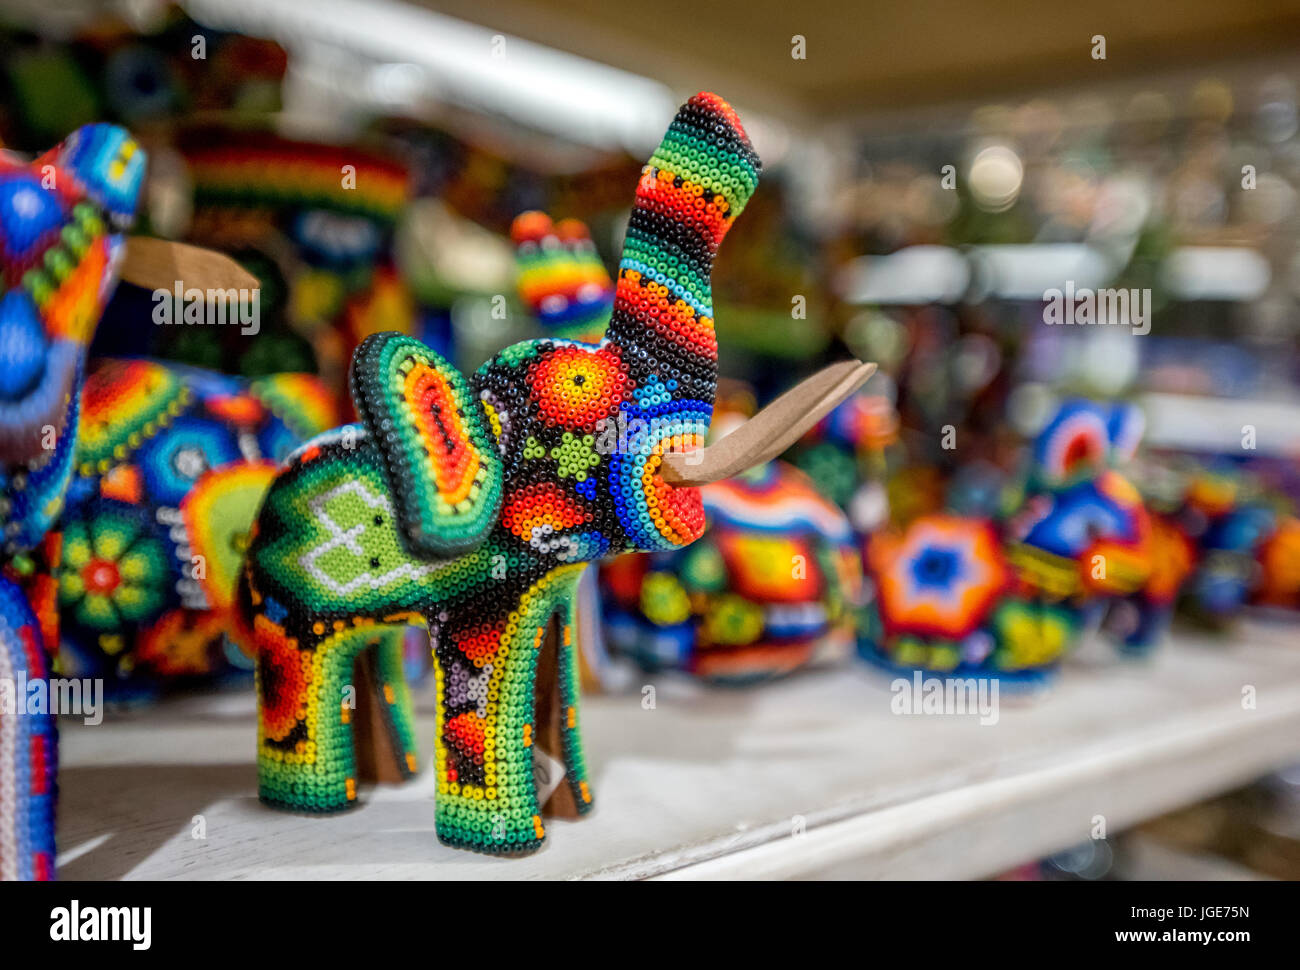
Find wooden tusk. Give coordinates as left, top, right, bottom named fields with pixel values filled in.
left=660, top=359, right=877, bottom=487
left=120, top=237, right=261, bottom=292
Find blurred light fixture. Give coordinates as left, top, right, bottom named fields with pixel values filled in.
left=1159, top=247, right=1271, bottom=301
left=186, top=0, right=678, bottom=153
left=968, top=144, right=1023, bottom=212
left=1256, top=74, right=1299, bottom=144
left=969, top=243, right=1113, bottom=301
left=837, top=246, right=970, bottom=304
left=1141, top=391, right=1300, bottom=455
left=843, top=243, right=1120, bottom=305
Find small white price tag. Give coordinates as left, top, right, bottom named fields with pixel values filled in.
left=532, top=746, right=567, bottom=806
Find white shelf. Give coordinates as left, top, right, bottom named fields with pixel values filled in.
left=54, top=621, right=1300, bottom=880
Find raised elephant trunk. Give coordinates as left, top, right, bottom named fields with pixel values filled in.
left=603, top=92, right=761, bottom=406
left=599, top=95, right=871, bottom=489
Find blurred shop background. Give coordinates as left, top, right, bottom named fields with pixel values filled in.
left=5, top=0, right=1300, bottom=879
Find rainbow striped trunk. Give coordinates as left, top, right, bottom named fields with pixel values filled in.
left=609, top=92, right=760, bottom=419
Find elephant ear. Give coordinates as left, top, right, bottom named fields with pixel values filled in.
left=351, top=332, right=503, bottom=559
left=37, top=123, right=146, bottom=227
left=1031, top=399, right=1111, bottom=489
left=1106, top=401, right=1145, bottom=464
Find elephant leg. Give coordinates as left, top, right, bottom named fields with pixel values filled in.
left=257, top=618, right=377, bottom=814
left=429, top=565, right=590, bottom=854
left=538, top=578, right=593, bottom=818
left=0, top=575, right=57, bottom=881
left=352, top=628, right=419, bottom=784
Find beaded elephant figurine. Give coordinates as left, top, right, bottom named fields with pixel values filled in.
left=0, top=124, right=255, bottom=880
left=243, top=92, right=873, bottom=853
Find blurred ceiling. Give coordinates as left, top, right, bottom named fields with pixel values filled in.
left=417, top=0, right=1300, bottom=121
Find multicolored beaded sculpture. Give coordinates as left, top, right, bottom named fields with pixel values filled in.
left=55, top=362, right=336, bottom=696
left=859, top=399, right=1189, bottom=685
left=602, top=458, right=863, bottom=683
left=0, top=124, right=144, bottom=880
left=1164, top=467, right=1280, bottom=623
left=174, top=125, right=415, bottom=387
left=243, top=92, right=763, bottom=853
left=512, top=212, right=615, bottom=343
left=1256, top=513, right=1300, bottom=610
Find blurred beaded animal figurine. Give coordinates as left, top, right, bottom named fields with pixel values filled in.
left=55, top=363, right=336, bottom=697
left=0, top=125, right=253, bottom=880
left=603, top=458, right=864, bottom=682
left=1169, top=467, right=1278, bottom=624
left=602, top=393, right=865, bottom=683
left=167, top=125, right=414, bottom=389
left=511, top=211, right=615, bottom=343
left=859, top=399, right=1190, bottom=686
left=1004, top=401, right=1191, bottom=658
left=243, top=93, right=874, bottom=853
left=0, top=125, right=146, bottom=881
